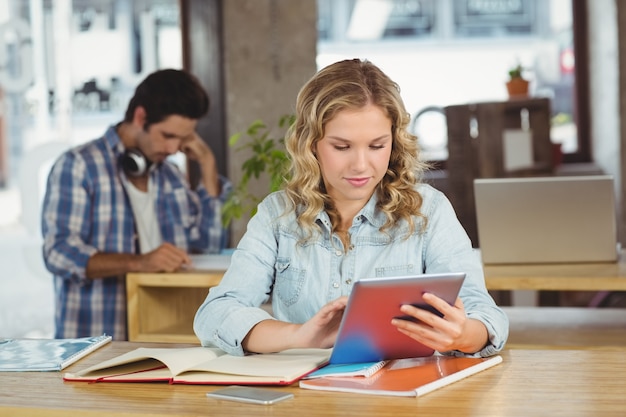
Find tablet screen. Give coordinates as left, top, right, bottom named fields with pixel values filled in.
left=329, top=272, right=466, bottom=364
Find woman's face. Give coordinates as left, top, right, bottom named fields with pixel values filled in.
left=315, top=103, right=393, bottom=212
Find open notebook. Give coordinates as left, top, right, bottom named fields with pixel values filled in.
left=474, top=175, right=619, bottom=264
left=63, top=347, right=330, bottom=385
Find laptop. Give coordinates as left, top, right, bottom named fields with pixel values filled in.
left=329, top=272, right=466, bottom=364
left=474, top=175, right=618, bottom=264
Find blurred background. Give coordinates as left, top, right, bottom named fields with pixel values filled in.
left=0, top=0, right=608, bottom=338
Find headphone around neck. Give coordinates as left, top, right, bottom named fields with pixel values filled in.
left=119, top=148, right=151, bottom=177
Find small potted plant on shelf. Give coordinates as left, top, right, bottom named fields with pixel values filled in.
left=506, top=63, right=529, bottom=97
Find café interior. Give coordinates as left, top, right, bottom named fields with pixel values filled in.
left=0, top=2, right=625, bottom=416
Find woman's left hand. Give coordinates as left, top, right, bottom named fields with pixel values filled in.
left=391, top=293, right=488, bottom=354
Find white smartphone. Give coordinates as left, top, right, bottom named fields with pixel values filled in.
left=206, top=386, right=294, bottom=405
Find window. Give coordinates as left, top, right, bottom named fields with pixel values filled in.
left=0, top=0, right=183, bottom=201
left=0, top=0, right=183, bottom=338
left=0, top=0, right=182, bottom=191
left=317, top=0, right=584, bottom=164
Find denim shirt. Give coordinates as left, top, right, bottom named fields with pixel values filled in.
left=194, top=184, right=508, bottom=357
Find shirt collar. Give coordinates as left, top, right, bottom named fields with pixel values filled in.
left=313, top=191, right=386, bottom=232
left=104, top=124, right=126, bottom=157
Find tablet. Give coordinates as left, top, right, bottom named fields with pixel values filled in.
left=329, top=272, right=466, bottom=364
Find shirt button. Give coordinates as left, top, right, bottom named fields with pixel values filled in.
left=332, top=282, right=340, bottom=288
left=335, top=250, right=342, bottom=256
left=345, top=279, right=352, bottom=285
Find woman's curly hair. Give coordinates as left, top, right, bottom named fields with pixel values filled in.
left=284, top=58, right=429, bottom=240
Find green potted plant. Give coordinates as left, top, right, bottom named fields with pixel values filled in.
left=222, top=114, right=295, bottom=227
left=506, top=63, right=529, bottom=97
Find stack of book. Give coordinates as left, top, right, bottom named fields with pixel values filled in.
left=299, top=355, right=503, bottom=397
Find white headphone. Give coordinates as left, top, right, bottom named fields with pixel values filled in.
left=119, top=148, right=150, bottom=177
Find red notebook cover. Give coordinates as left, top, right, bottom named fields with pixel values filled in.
left=299, top=355, right=502, bottom=397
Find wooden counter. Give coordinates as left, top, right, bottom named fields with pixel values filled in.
left=125, top=246, right=232, bottom=342
left=126, top=250, right=626, bottom=343
left=483, top=252, right=626, bottom=291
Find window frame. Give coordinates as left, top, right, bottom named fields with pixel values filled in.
left=564, top=0, right=590, bottom=163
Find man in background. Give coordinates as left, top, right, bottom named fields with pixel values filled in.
left=42, top=69, right=231, bottom=340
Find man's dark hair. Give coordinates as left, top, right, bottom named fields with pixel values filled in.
left=123, top=69, right=210, bottom=128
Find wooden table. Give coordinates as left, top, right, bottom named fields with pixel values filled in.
left=483, top=249, right=626, bottom=291
left=1, top=342, right=624, bottom=417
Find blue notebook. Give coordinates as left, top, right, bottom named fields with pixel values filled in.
left=0, top=334, right=112, bottom=372
left=303, top=360, right=388, bottom=379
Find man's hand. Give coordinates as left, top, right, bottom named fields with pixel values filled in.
left=86, top=243, right=192, bottom=279
left=180, top=133, right=220, bottom=196
left=138, top=242, right=192, bottom=272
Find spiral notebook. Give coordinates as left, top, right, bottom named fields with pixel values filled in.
left=0, top=334, right=112, bottom=372
left=303, top=360, right=389, bottom=379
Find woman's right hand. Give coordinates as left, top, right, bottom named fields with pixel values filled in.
left=242, top=296, right=349, bottom=354
left=292, top=296, right=349, bottom=349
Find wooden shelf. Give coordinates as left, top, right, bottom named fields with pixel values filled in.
left=126, top=270, right=225, bottom=343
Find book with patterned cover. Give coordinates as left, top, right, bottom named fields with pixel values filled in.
left=0, top=334, right=112, bottom=372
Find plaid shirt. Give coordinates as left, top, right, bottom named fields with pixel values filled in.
left=42, top=126, right=230, bottom=340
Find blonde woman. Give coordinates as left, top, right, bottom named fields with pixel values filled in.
left=194, top=59, right=508, bottom=357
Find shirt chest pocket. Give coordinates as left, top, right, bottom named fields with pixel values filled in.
left=374, top=263, right=416, bottom=277
left=274, top=258, right=306, bottom=307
